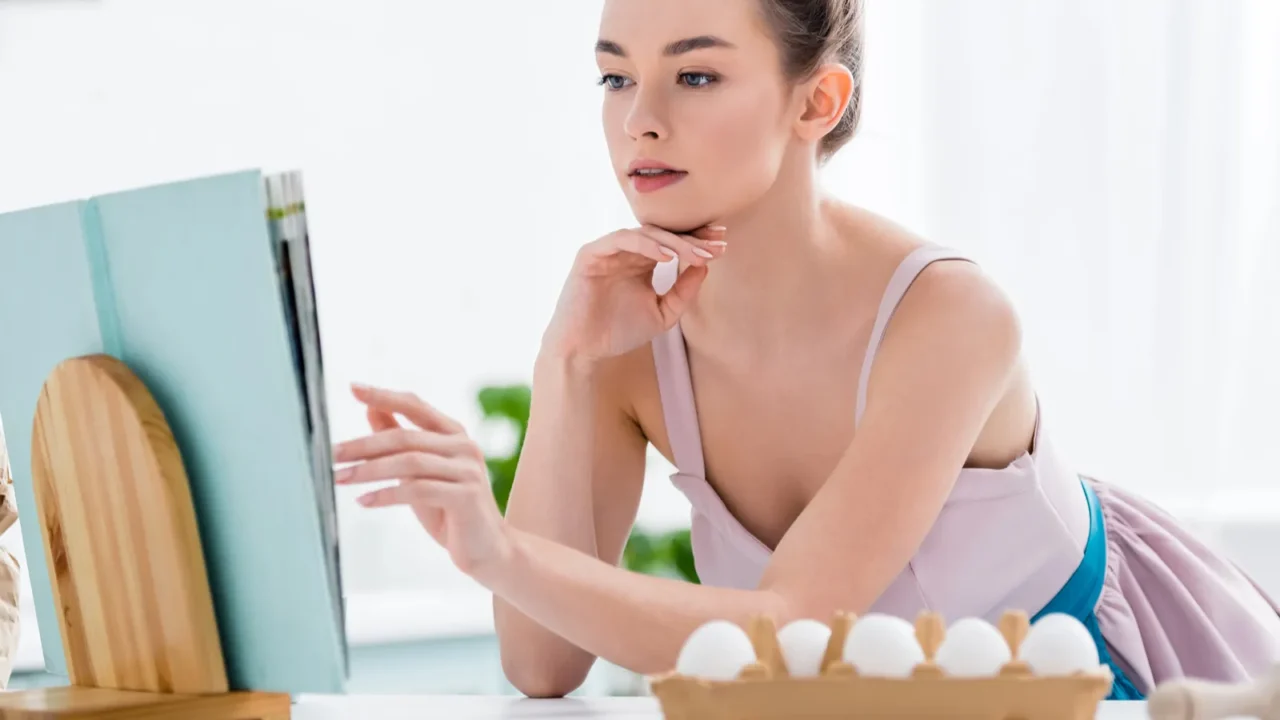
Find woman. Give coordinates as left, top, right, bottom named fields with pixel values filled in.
left=332, top=0, right=1280, bottom=700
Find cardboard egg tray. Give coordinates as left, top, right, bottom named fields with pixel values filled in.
left=648, top=610, right=1113, bottom=720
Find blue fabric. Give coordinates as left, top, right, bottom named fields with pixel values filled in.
left=1031, top=478, right=1145, bottom=700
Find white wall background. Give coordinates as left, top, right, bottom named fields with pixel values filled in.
left=1, top=0, right=1277, bottom=653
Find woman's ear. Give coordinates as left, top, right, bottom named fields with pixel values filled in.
left=794, top=63, right=856, bottom=149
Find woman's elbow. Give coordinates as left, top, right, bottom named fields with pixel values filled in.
left=501, top=655, right=588, bottom=698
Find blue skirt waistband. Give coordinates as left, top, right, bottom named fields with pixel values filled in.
left=1030, top=477, right=1143, bottom=700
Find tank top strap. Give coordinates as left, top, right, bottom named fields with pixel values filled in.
left=651, top=260, right=707, bottom=478
left=855, top=245, right=976, bottom=427
left=651, top=324, right=707, bottom=478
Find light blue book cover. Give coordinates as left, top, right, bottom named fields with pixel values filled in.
left=0, top=169, right=347, bottom=693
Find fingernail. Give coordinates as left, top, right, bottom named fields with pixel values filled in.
left=707, top=225, right=727, bottom=232
left=334, top=467, right=353, bottom=483
left=351, top=382, right=370, bottom=393
left=660, top=247, right=678, bottom=258
left=357, top=494, right=373, bottom=506
left=692, top=247, right=714, bottom=259
left=705, top=240, right=727, bottom=248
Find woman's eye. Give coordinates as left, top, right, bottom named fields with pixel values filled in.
left=598, top=74, right=632, bottom=91
left=679, top=72, right=718, bottom=88
left=598, top=72, right=717, bottom=91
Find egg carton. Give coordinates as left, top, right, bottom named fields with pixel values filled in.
left=648, top=610, right=1113, bottom=720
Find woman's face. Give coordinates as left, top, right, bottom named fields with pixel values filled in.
left=597, top=0, right=797, bottom=233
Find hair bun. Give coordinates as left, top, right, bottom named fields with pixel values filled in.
left=758, top=0, right=866, bottom=161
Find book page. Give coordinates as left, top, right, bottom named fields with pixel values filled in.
left=265, top=171, right=346, bottom=673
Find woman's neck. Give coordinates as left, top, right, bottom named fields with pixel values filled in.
left=684, top=156, right=853, bottom=350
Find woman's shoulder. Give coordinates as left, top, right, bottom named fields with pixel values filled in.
left=835, top=202, right=1034, bottom=461
left=830, top=200, right=1023, bottom=344
left=896, top=252, right=1021, bottom=342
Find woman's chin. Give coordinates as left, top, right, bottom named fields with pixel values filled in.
left=631, top=203, right=721, bottom=235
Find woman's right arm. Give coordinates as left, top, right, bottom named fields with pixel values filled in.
left=493, top=349, right=649, bottom=698
left=493, top=225, right=725, bottom=696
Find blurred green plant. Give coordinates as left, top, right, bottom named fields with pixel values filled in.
left=478, top=383, right=699, bottom=584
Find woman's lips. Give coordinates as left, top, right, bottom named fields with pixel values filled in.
left=627, top=159, right=688, bottom=194
left=630, top=169, right=688, bottom=193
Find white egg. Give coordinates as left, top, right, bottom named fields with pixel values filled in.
left=1018, top=613, right=1100, bottom=676
left=933, top=617, right=1012, bottom=677
left=842, top=613, right=925, bottom=678
left=776, top=619, right=833, bottom=677
left=676, top=620, right=758, bottom=680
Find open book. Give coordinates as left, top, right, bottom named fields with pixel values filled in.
left=264, top=171, right=345, bottom=665
left=0, top=169, right=347, bottom=693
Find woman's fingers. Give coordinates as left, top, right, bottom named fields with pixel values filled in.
left=658, top=264, right=709, bottom=327
left=584, top=230, right=676, bottom=265
left=367, top=407, right=400, bottom=432
left=638, top=225, right=726, bottom=265
left=350, top=384, right=465, bottom=434
left=335, top=451, right=469, bottom=486
left=577, top=225, right=727, bottom=271
left=688, top=224, right=728, bottom=244
left=333, top=427, right=471, bottom=463
left=356, top=478, right=469, bottom=508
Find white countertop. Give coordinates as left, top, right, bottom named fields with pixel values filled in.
left=294, top=695, right=661, bottom=719
left=291, top=695, right=1194, bottom=720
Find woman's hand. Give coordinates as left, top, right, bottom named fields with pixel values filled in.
left=333, top=383, right=511, bottom=582
left=541, top=224, right=727, bottom=364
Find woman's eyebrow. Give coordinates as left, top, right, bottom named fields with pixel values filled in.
left=594, top=35, right=736, bottom=58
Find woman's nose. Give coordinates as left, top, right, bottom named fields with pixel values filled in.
left=623, top=87, right=670, bottom=141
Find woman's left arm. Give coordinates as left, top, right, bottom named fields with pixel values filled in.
left=339, top=263, right=1024, bottom=676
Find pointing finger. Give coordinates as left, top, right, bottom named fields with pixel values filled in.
left=350, top=383, right=465, bottom=434
left=333, top=427, right=472, bottom=463
left=367, top=407, right=400, bottom=432
left=334, top=451, right=470, bottom=485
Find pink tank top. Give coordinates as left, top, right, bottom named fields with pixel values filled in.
left=651, top=245, right=1093, bottom=622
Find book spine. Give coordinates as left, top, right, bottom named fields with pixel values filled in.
left=79, top=200, right=124, bottom=358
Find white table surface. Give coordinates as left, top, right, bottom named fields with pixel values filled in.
left=291, top=695, right=1199, bottom=719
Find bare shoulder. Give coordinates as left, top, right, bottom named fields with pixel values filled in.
left=902, top=259, right=1022, bottom=353
left=833, top=202, right=1034, bottom=464
left=832, top=201, right=1023, bottom=362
